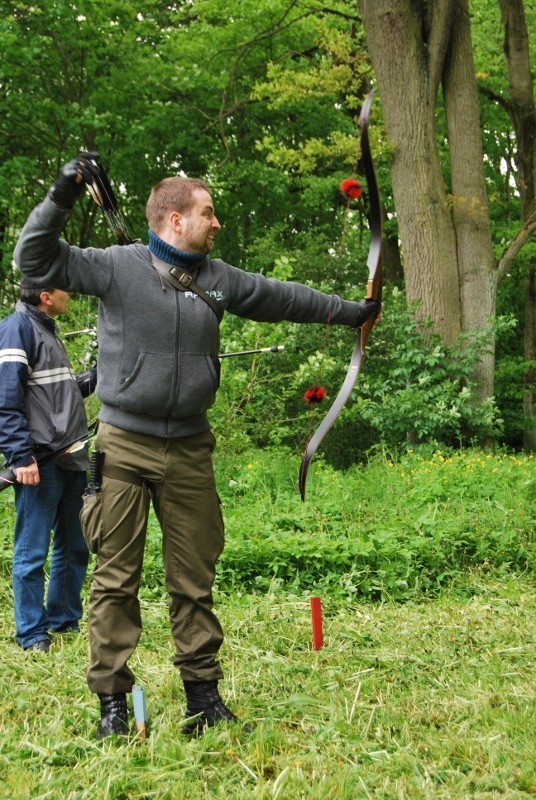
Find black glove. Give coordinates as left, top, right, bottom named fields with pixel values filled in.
left=353, top=298, right=382, bottom=328
left=76, top=364, right=97, bottom=398
left=49, top=152, right=100, bottom=209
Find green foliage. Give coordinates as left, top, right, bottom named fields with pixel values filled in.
left=0, top=0, right=532, bottom=460
left=211, top=287, right=511, bottom=460
left=349, top=291, right=511, bottom=452
left=6, top=444, right=528, bottom=602
left=495, top=353, right=531, bottom=448
left=116, top=447, right=536, bottom=604
left=214, top=447, right=534, bottom=601
left=0, top=0, right=381, bottom=278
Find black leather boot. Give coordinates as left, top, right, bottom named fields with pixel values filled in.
left=182, top=680, right=245, bottom=736
left=97, top=693, right=129, bottom=739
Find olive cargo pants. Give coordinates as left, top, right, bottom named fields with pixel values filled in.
left=84, top=422, right=225, bottom=695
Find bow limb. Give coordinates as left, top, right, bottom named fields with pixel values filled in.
left=299, top=90, right=383, bottom=501
left=298, top=336, right=365, bottom=500
left=358, top=90, right=383, bottom=355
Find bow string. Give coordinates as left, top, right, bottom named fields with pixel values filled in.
left=298, top=90, right=383, bottom=501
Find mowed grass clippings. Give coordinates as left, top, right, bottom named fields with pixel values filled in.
left=0, top=579, right=534, bottom=800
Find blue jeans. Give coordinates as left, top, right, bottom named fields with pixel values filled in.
left=13, top=462, right=89, bottom=649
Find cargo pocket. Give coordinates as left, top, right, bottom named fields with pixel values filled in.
left=80, top=491, right=104, bottom=554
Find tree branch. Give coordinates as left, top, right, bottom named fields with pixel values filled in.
left=427, top=0, right=455, bottom=101
left=496, top=208, right=536, bottom=284
left=478, top=85, right=513, bottom=115
left=302, top=4, right=361, bottom=23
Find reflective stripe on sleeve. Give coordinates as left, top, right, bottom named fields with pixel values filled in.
left=27, top=366, right=76, bottom=386
left=0, top=348, right=29, bottom=368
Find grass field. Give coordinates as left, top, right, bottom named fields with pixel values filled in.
left=0, top=448, right=534, bottom=799
left=0, top=580, right=534, bottom=799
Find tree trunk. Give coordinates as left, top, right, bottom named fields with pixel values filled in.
left=360, top=0, right=462, bottom=345
left=442, top=0, right=497, bottom=399
left=498, top=0, right=536, bottom=451
left=360, top=0, right=508, bottom=406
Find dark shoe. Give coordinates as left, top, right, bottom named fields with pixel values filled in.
left=26, top=639, right=50, bottom=653
left=97, top=693, right=129, bottom=739
left=182, top=680, right=248, bottom=736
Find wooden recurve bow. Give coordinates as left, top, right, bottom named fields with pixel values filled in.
left=298, top=91, right=383, bottom=501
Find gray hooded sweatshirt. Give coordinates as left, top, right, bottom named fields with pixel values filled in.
left=14, top=197, right=364, bottom=438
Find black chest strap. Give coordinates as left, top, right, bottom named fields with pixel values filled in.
left=150, top=253, right=223, bottom=322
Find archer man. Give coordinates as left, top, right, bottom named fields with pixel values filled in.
left=13, top=153, right=380, bottom=737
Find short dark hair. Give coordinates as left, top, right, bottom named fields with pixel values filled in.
left=145, top=176, right=211, bottom=233
left=19, top=279, right=55, bottom=307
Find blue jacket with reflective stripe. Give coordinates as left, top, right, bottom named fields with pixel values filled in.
left=0, top=301, right=90, bottom=470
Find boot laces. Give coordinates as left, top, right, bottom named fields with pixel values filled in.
left=184, top=683, right=238, bottom=728
left=204, top=687, right=238, bottom=722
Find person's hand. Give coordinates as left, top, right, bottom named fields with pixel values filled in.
left=15, top=459, right=40, bottom=486
left=76, top=365, right=98, bottom=397
left=353, top=298, right=382, bottom=328
left=49, top=152, right=100, bottom=209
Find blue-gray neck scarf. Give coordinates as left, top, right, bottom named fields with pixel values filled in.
left=148, top=229, right=205, bottom=270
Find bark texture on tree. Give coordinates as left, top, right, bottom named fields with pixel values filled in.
left=443, top=0, right=496, bottom=398
left=360, top=0, right=462, bottom=345
left=499, top=0, right=536, bottom=451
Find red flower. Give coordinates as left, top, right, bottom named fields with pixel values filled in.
left=304, top=384, right=326, bottom=406
left=340, top=178, right=362, bottom=200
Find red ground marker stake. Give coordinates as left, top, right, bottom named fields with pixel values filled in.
left=310, top=596, right=323, bottom=650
